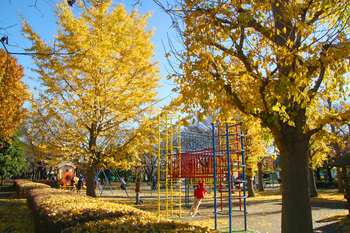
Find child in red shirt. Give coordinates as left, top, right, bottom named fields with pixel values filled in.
left=190, top=180, right=207, bottom=217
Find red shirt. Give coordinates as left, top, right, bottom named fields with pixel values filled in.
left=194, top=184, right=207, bottom=199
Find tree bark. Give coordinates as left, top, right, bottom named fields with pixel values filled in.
left=278, top=129, right=313, bottom=233
left=258, top=161, right=264, bottom=191
left=246, top=176, right=256, bottom=197
left=309, top=168, right=318, bottom=198
left=86, top=163, right=97, bottom=197
left=337, top=167, right=344, bottom=193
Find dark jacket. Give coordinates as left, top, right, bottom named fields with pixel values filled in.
left=77, top=178, right=83, bottom=190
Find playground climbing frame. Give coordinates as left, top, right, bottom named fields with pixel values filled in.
left=212, top=121, right=247, bottom=232
left=157, top=114, right=182, bottom=219
left=157, top=115, right=247, bottom=232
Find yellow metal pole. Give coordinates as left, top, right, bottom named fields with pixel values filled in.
left=170, top=115, right=174, bottom=216
left=178, top=114, right=182, bottom=218
left=157, top=115, right=161, bottom=217
left=165, top=114, right=169, bottom=219
left=157, top=113, right=183, bottom=219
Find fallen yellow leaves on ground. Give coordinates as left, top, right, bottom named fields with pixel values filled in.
left=6, top=180, right=350, bottom=233
left=22, top=180, right=216, bottom=232
left=0, top=198, right=35, bottom=233
left=15, top=179, right=51, bottom=198
left=311, top=190, right=346, bottom=203
left=249, top=190, right=282, bottom=201
left=67, top=216, right=214, bottom=233
left=248, top=189, right=346, bottom=203
left=190, top=219, right=228, bottom=230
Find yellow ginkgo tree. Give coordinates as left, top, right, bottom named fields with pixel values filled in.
left=164, top=0, right=350, bottom=232
left=22, top=0, right=161, bottom=197
left=308, top=130, right=332, bottom=197
left=0, top=49, right=29, bottom=143
left=241, top=116, right=271, bottom=197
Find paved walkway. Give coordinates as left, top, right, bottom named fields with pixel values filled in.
left=166, top=198, right=347, bottom=233
left=171, top=200, right=347, bottom=233
left=244, top=199, right=347, bottom=233
left=124, top=187, right=348, bottom=233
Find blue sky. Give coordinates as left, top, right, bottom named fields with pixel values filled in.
left=0, top=0, right=179, bottom=107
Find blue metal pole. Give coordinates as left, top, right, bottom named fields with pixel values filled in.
left=100, top=169, right=114, bottom=196
left=95, top=169, right=101, bottom=181
left=212, top=123, right=218, bottom=230
left=240, top=122, right=247, bottom=231
left=185, top=179, right=189, bottom=206
left=100, top=170, right=107, bottom=195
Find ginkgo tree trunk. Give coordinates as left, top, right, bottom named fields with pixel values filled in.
left=22, top=0, right=161, bottom=197
left=163, top=0, right=350, bottom=232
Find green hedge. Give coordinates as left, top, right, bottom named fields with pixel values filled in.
left=315, top=181, right=338, bottom=188
left=16, top=180, right=215, bottom=233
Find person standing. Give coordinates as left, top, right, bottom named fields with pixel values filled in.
left=71, top=175, right=76, bottom=191
left=189, top=180, right=207, bottom=217
left=135, top=179, right=142, bottom=204
left=77, top=176, right=84, bottom=193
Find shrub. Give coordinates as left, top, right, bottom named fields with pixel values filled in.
left=316, top=181, right=338, bottom=189
left=25, top=182, right=215, bottom=232
left=64, top=217, right=212, bottom=233
left=34, top=180, right=56, bottom=186
left=15, top=179, right=50, bottom=198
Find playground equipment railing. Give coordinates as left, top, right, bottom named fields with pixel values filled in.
left=157, top=115, right=247, bottom=232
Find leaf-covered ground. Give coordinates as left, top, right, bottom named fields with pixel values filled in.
left=1, top=184, right=349, bottom=233
left=0, top=186, right=35, bottom=233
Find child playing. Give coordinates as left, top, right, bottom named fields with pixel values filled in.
left=135, top=179, right=142, bottom=205
left=120, top=178, right=126, bottom=190
left=189, top=180, right=207, bottom=217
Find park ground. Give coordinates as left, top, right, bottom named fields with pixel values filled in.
left=0, top=182, right=350, bottom=233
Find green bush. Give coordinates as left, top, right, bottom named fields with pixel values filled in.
left=315, top=181, right=338, bottom=188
